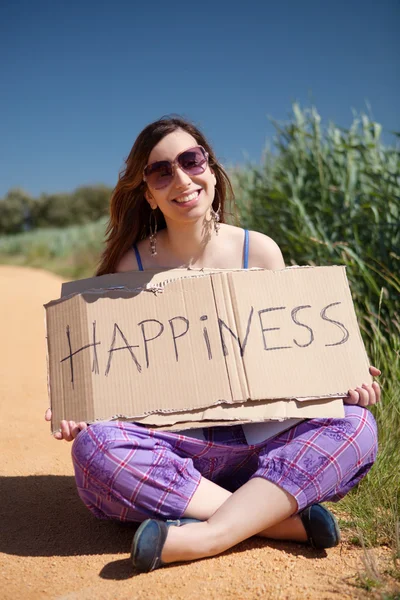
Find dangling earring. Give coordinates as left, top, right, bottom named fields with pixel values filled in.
left=149, top=209, right=158, bottom=256
left=210, top=200, right=221, bottom=235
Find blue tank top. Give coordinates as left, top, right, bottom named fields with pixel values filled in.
left=133, top=229, right=250, bottom=270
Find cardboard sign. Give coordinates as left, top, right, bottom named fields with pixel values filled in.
left=45, top=266, right=371, bottom=432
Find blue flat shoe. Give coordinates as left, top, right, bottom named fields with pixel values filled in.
left=131, top=518, right=201, bottom=572
left=299, top=504, right=341, bottom=549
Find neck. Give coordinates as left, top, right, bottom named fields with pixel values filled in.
left=163, top=213, right=216, bottom=267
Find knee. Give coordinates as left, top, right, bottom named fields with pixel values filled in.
left=72, top=421, right=120, bottom=469
left=84, top=421, right=120, bottom=443
left=343, top=404, right=377, bottom=432
left=342, top=405, right=378, bottom=460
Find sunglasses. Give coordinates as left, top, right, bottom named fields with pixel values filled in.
left=143, top=146, right=209, bottom=190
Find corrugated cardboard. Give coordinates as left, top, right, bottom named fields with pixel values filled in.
left=60, top=267, right=244, bottom=297
left=45, top=266, right=371, bottom=433
left=130, top=397, right=345, bottom=427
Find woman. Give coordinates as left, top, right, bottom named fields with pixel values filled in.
left=45, top=116, right=380, bottom=573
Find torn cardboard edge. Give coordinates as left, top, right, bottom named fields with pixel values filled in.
left=60, top=265, right=324, bottom=300
left=46, top=266, right=370, bottom=432
left=79, top=397, right=345, bottom=428
left=116, top=418, right=295, bottom=432
left=128, top=397, right=345, bottom=425
left=60, top=267, right=262, bottom=298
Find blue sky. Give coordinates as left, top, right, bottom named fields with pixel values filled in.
left=0, top=0, right=398, bottom=198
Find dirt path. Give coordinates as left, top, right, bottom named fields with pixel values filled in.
left=0, top=265, right=396, bottom=600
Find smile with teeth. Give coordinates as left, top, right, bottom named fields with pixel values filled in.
left=174, top=190, right=200, bottom=203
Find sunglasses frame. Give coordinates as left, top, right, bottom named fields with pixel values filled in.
left=143, top=145, right=209, bottom=189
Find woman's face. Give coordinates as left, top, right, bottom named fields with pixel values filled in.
left=144, top=129, right=217, bottom=225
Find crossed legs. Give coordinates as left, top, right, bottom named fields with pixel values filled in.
left=162, top=475, right=304, bottom=563
left=72, top=406, right=377, bottom=565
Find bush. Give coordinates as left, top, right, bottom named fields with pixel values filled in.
left=0, top=185, right=113, bottom=233
left=0, top=189, right=34, bottom=234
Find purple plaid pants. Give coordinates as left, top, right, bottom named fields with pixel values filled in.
left=71, top=405, right=377, bottom=522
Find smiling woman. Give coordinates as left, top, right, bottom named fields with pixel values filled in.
left=45, top=115, right=380, bottom=574
left=95, top=117, right=238, bottom=275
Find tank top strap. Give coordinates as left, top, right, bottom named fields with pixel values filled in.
left=132, top=244, right=144, bottom=271
left=243, top=229, right=250, bottom=269
left=134, top=234, right=249, bottom=271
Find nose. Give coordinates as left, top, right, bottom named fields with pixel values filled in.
left=173, top=164, right=192, bottom=188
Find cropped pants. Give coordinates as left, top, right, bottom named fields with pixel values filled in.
left=72, top=405, right=377, bottom=523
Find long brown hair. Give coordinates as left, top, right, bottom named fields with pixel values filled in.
left=96, top=116, right=235, bottom=275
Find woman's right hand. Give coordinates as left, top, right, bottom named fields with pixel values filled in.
left=45, top=408, right=87, bottom=442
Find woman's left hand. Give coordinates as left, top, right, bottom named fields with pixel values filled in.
left=344, top=366, right=381, bottom=407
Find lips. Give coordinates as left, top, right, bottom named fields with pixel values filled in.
left=172, top=189, right=201, bottom=205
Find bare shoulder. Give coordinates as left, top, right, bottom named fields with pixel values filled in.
left=248, top=230, right=285, bottom=269
left=115, top=248, right=140, bottom=273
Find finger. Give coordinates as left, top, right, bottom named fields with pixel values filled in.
left=369, top=366, right=381, bottom=377
left=70, top=421, right=86, bottom=439
left=68, top=421, right=79, bottom=439
left=344, top=389, right=359, bottom=405
left=54, top=431, right=63, bottom=440
left=356, top=387, right=370, bottom=407
left=362, top=383, right=376, bottom=406
left=372, top=381, right=381, bottom=402
left=45, top=408, right=52, bottom=421
left=60, top=420, right=73, bottom=442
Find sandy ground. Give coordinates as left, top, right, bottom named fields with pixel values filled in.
left=1, top=264, right=398, bottom=600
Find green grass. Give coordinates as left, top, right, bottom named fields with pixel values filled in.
left=334, top=331, right=400, bottom=550
left=0, top=218, right=107, bottom=279
left=326, top=307, right=400, bottom=596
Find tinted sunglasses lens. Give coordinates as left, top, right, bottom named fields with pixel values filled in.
left=144, top=161, right=173, bottom=189
left=179, top=147, right=207, bottom=174
left=144, top=147, right=207, bottom=189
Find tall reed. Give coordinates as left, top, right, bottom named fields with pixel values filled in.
left=233, top=104, right=400, bottom=342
